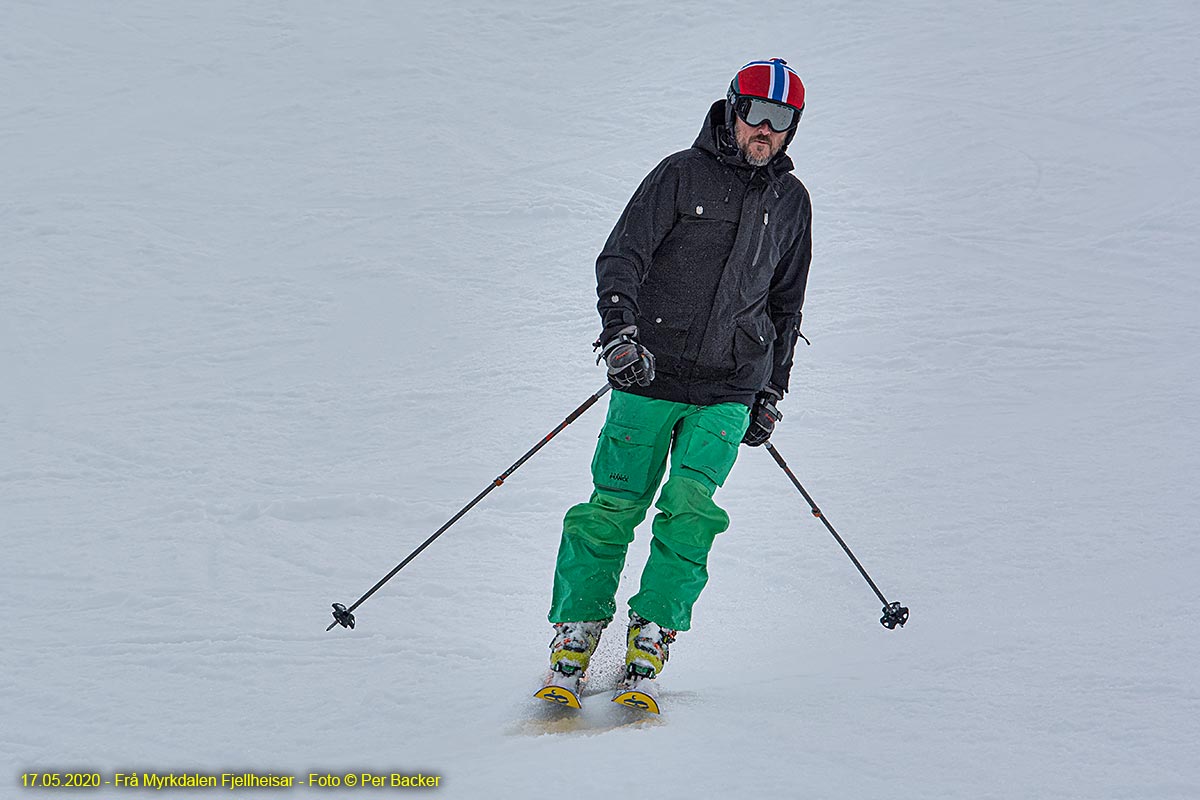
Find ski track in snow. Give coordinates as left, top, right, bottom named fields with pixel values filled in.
left=4, top=1, right=1200, bottom=798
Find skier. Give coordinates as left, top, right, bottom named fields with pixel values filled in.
left=544, top=59, right=812, bottom=702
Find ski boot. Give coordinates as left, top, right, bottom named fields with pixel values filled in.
left=613, top=612, right=677, bottom=714
left=624, top=611, right=676, bottom=679
left=535, top=620, right=608, bottom=709
left=549, top=619, right=608, bottom=676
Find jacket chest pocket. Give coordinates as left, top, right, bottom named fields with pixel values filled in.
left=677, top=193, right=741, bottom=224
left=746, top=207, right=794, bottom=289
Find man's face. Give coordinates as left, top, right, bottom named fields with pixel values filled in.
left=734, top=116, right=788, bottom=167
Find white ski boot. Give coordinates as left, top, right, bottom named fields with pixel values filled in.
left=613, top=612, right=677, bottom=714
left=624, top=611, right=676, bottom=679
left=534, top=620, right=608, bottom=709
left=548, top=619, right=608, bottom=676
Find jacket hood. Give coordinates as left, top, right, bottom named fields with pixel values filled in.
left=693, top=100, right=795, bottom=178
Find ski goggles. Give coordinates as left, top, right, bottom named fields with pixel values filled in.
left=732, top=95, right=801, bottom=133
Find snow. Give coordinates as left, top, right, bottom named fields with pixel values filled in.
left=4, top=1, right=1199, bottom=797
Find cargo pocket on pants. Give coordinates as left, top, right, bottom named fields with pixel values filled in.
left=678, top=416, right=743, bottom=489
left=591, top=420, right=660, bottom=496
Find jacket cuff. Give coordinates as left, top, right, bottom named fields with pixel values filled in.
left=600, top=308, right=637, bottom=345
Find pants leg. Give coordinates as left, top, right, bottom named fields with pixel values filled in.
left=628, top=402, right=750, bottom=630
left=548, top=391, right=685, bottom=623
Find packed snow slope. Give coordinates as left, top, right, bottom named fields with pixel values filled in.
left=4, top=2, right=1199, bottom=798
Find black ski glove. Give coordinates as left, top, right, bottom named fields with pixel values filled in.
left=596, top=325, right=655, bottom=388
left=742, top=388, right=783, bottom=447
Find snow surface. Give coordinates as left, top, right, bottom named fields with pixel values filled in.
left=4, top=1, right=1200, bottom=798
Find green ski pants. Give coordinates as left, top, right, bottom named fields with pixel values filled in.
left=548, top=390, right=750, bottom=631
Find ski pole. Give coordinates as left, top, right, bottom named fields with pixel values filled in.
left=763, top=441, right=909, bottom=629
left=327, top=383, right=613, bottom=632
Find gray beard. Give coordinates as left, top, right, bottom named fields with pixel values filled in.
left=738, top=137, right=776, bottom=167
left=741, top=146, right=772, bottom=167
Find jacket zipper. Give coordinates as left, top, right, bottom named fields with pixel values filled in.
left=752, top=210, right=769, bottom=266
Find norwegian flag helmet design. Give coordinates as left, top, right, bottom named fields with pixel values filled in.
left=728, top=58, right=806, bottom=113
left=726, top=58, right=805, bottom=147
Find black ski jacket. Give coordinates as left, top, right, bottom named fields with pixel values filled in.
left=596, top=100, right=812, bottom=408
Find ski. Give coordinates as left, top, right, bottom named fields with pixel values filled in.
left=534, top=670, right=662, bottom=714
left=533, top=670, right=583, bottom=709
left=611, top=674, right=661, bottom=714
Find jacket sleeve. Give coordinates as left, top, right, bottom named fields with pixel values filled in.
left=766, top=191, right=812, bottom=395
left=595, top=157, right=682, bottom=343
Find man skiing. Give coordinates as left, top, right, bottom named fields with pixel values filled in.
left=542, top=59, right=812, bottom=707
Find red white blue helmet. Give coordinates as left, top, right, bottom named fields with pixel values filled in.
left=726, top=58, right=805, bottom=145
